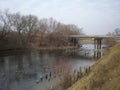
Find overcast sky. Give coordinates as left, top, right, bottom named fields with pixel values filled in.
left=0, top=0, right=120, bottom=35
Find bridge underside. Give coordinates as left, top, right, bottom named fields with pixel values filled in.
left=70, top=35, right=120, bottom=58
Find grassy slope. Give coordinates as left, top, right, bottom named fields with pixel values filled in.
left=68, top=43, right=120, bottom=90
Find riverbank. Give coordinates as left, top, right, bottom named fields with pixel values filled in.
left=0, top=48, right=30, bottom=57
left=0, top=46, right=77, bottom=57
left=32, top=46, right=78, bottom=50
left=68, top=43, right=120, bottom=90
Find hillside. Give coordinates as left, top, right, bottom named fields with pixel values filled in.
left=68, top=43, right=120, bottom=90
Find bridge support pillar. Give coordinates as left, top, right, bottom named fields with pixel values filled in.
left=94, top=38, right=102, bottom=58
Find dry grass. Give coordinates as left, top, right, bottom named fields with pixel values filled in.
left=68, top=43, right=120, bottom=90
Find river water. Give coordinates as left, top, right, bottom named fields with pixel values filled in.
left=0, top=45, right=96, bottom=90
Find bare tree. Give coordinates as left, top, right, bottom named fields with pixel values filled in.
left=21, top=15, right=39, bottom=45
left=8, top=13, right=39, bottom=47
left=37, top=19, right=48, bottom=46
left=0, top=10, right=11, bottom=40
left=8, top=12, right=25, bottom=46
left=0, top=10, right=83, bottom=49
left=114, top=28, right=120, bottom=36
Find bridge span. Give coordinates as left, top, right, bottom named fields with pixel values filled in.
left=70, top=35, right=120, bottom=39
left=70, top=35, right=120, bottom=58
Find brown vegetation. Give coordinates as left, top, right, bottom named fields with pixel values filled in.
left=103, top=38, right=116, bottom=48
left=68, top=43, right=120, bottom=90
left=0, top=10, right=83, bottom=51
left=59, top=66, right=91, bottom=90
left=54, top=58, right=91, bottom=90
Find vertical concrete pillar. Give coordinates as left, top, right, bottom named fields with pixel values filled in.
left=94, top=38, right=102, bottom=59
left=94, top=38, right=97, bottom=58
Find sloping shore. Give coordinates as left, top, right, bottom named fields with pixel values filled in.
left=68, top=44, right=120, bottom=90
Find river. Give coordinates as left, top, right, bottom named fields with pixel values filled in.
left=0, top=45, right=96, bottom=90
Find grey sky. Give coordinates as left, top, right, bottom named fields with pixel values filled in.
left=0, top=0, right=120, bottom=35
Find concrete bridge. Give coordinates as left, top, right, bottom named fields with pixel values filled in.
left=70, top=35, right=120, bottom=39
left=70, top=35, right=120, bottom=58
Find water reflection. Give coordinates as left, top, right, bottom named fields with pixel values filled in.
left=78, top=44, right=106, bottom=58
left=0, top=50, right=95, bottom=90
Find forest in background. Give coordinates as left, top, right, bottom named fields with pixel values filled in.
left=0, top=10, right=83, bottom=50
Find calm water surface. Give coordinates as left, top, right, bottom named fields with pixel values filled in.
left=0, top=47, right=96, bottom=90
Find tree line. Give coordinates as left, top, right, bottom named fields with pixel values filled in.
left=0, top=10, right=83, bottom=50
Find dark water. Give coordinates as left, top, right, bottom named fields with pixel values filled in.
left=0, top=49, right=95, bottom=90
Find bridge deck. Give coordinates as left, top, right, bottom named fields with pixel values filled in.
left=70, top=35, right=120, bottom=39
